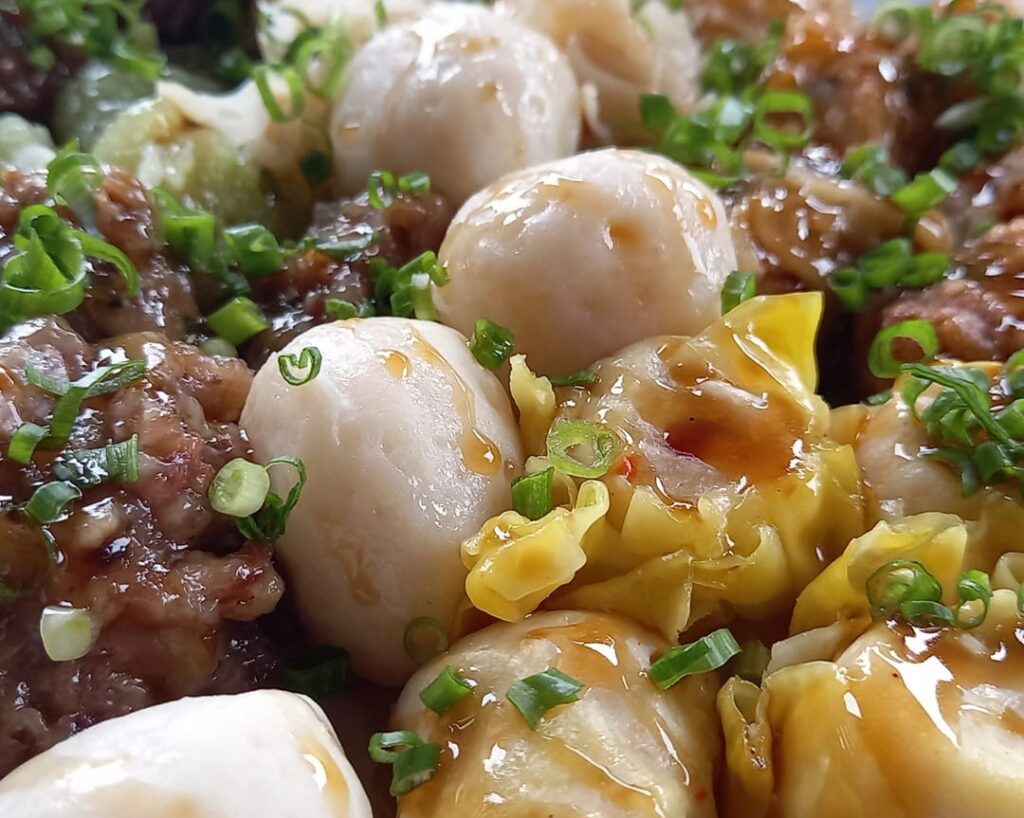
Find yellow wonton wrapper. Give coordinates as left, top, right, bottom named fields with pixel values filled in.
left=718, top=512, right=1024, bottom=818
left=834, top=361, right=1024, bottom=572
left=462, top=293, right=865, bottom=640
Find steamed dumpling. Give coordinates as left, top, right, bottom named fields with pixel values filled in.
left=392, top=610, right=721, bottom=817
left=0, top=691, right=371, bottom=818
left=435, top=148, right=738, bottom=376
left=329, top=2, right=581, bottom=204
left=721, top=602, right=1024, bottom=818
left=240, top=318, right=524, bottom=685
left=257, top=0, right=428, bottom=61
left=835, top=362, right=1024, bottom=570
left=460, top=294, right=864, bottom=640
left=496, top=0, right=703, bottom=142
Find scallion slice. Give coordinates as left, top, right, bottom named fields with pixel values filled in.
left=284, top=645, right=351, bottom=699
left=546, top=419, right=620, bottom=479
left=207, top=297, right=269, bottom=346
left=368, top=731, right=440, bottom=797
left=278, top=346, right=323, bottom=386
left=52, top=435, right=140, bottom=488
left=419, top=666, right=473, bottom=715
left=511, top=467, right=554, bottom=521
left=253, top=63, right=306, bottom=122
left=46, top=142, right=104, bottom=226
left=891, top=169, right=958, bottom=220
left=506, top=668, right=585, bottom=729
left=868, top=320, right=939, bottom=378
left=235, top=456, right=307, bottom=542
left=404, top=616, right=449, bottom=665
left=547, top=370, right=597, bottom=387
left=955, top=569, right=992, bottom=629
left=39, top=605, right=97, bottom=662
left=470, top=319, right=515, bottom=371
left=721, top=270, right=756, bottom=314
left=209, top=458, right=272, bottom=518
left=828, top=267, right=870, bottom=311
left=8, top=422, right=48, bottom=464
left=866, top=559, right=942, bottom=619
left=368, top=170, right=398, bottom=210
left=224, top=224, right=285, bottom=278
left=650, top=628, right=740, bottom=690
left=25, top=481, right=82, bottom=525
left=753, top=91, right=814, bottom=153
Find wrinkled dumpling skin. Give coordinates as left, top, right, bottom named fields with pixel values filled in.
left=495, top=0, right=702, bottom=142
left=719, top=595, right=1024, bottom=818
left=257, top=0, right=428, bottom=62
left=461, top=294, right=865, bottom=641
left=836, top=363, right=1024, bottom=570
left=240, top=318, right=524, bottom=685
left=436, top=148, right=738, bottom=376
left=329, top=3, right=581, bottom=204
left=0, top=691, right=372, bottom=818
left=393, top=610, right=721, bottom=817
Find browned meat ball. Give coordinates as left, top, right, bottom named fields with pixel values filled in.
left=0, top=11, right=79, bottom=122
left=1, top=167, right=199, bottom=342
left=0, top=318, right=283, bottom=776
left=244, top=190, right=455, bottom=366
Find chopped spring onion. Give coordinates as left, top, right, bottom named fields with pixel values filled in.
left=828, top=267, right=870, bottom=311
left=891, top=169, right=958, bottom=221
left=235, top=456, right=307, bottom=542
left=470, top=319, right=515, bottom=371
left=506, top=668, right=585, bottom=729
left=840, top=145, right=908, bottom=197
left=207, top=297, right=269, bottom=346
left=375, top=0, right=389, bottom=26
left=278, top=346, right=323, bottom=386
left=299, top=150, right=332, bottom=185
left=252, top=63, right=306, bottom=123
left=403, top=616, right=449, bottom=665
left=650, top=628, right=741, bottom=690
left=702, top=38, right=762, bottom=96
left=939, top=140, right=984, bottom=175
left=46, top=142, right=104, bottom=227
left=955, top=569, right=992, bottom=629
left=546, top=419, right=621, bottom=479
left=8, top=422, right=48, bottom=465
left=547, top=370, right=597, bottom=387
left=752, top=91, right=814, bottom=153
left=326, top=298, right=376, bottom=320
left=209, top=458, right=272, bottom=518
left=899, top=599, right=957, bottom=627
left=511, top=467, right=554, bottom=521
left=866, top=559, right=942, bottom=620
left=419, top=666, right=473, bottom=715
left=156, top=191, right=218, bottom=272
left=368, top=731, right=441, bottom=796
left=721, top=270, right=757, bottom=314
left=200, top=337, right=238, bottom=358
left=224, top=224, right=285, bottom=278
left=371, top=252, right=447, bottom=321
left=369, top=730, right=427, bottom=763
left=731, top=640, right=771, bottom=684
left=286, top=24, right=352, bottom=97
left=867, top=320, right=939, bottom=378
left=385, top=738, right=440, bottom=797
left=859, top=238, right=912, bottom=288
left=640, top=93, right=677, bottom=132
left=23, top=359, right=147, bottom=449
left=39, top=605, right=97, bottom=662
left=367, top=170, right=432, bottom=210
left=284, top=645, right=351, bottom=699
left=25, top=481, right=82, bottom=525
left=52, top=435, right=141, bottom=488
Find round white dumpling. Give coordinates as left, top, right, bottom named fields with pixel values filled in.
left=257, top=0, right=429, bottom=62
left=392, top=610, right=722, bottom=816
left=0, top=691, right=371, bottom=818
left=435, top=148, right=738, bottom=376
left=240, top=318, right=524, bottom=685
left=496, top=0, right=702, bottom=142
left=329, top=2, right=581, bottom=204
